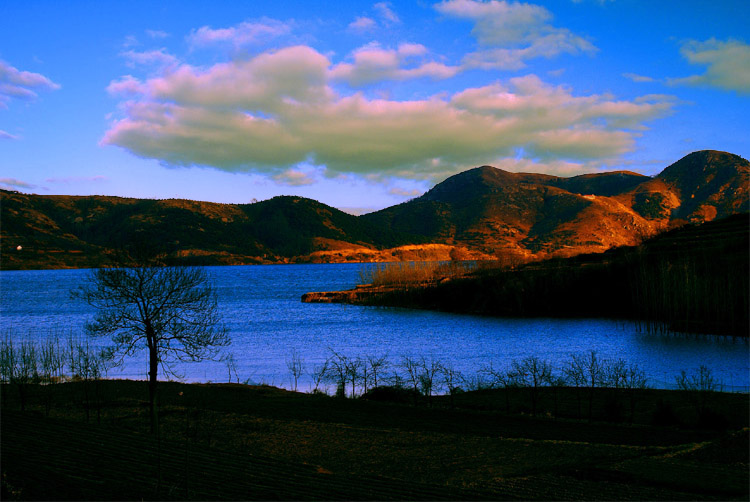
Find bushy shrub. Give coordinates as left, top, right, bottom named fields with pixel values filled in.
left=360, top=385, right=419, bottom=404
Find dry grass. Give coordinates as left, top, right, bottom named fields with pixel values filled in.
left=359, top=260, right=478, bottom=287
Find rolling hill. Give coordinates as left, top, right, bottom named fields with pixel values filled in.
left=1, top=150, right=747, bottom=270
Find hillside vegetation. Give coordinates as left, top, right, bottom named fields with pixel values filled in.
left=356, top=213, right=750, bottom=336
left=1, top=150, right=747, bottom=269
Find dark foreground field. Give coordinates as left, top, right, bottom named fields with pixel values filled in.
left=2, top=381, right=748, bottom=501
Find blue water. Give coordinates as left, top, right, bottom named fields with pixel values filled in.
left=1, top=264, right=748, bottom=391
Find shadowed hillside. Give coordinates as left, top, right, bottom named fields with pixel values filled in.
left=362, top=150, right=748, bottom=259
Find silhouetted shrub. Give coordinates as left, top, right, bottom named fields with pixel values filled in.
left=360, top=385, right=419, bottom=404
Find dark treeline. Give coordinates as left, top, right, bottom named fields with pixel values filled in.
left=360, top=213, right=749, bottom=336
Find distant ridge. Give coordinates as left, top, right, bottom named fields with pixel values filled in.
left=2, top=150, right=748, bottom=270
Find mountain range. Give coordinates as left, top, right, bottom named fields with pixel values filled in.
left=2, top=150, right=748, bottom=270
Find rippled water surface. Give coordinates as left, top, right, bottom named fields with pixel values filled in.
left=2, top=264, right=748, bottom=391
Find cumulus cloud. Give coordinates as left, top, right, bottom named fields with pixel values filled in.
left=187, top=18, right=291, bottom=48
left=435, top=0, right=596, bottom=69
left=331, top=43, right=460, bottom=86
left=668, top=38, right=750, bottom=94
left=0, top=60, right=60, bottom=108
left=102, top=44, right=674, bottom=182
left=374, top=2, right=400, bottom=24
left=272, top=169, right=316, bottom=186
left=107, top=75, right=147, bottom=96
left=348, top=16, right=376, bottom=33
left=120, top=48, right=178, bottom=70
left=490, top=157, right=591, bottom=177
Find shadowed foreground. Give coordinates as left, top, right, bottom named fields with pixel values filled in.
left=2, top=381, right=748, bottom=501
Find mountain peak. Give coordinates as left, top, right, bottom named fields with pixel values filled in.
left=658, top=150, right=748, bottom=182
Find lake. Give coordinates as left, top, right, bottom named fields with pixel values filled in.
left=1, top=264, right=748, bottom=392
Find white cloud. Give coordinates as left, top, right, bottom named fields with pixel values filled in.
left=122, top=35, right=139, bottom=48
left=623, top=72, right=655, bottom=83
left=374, top=2, right=400, bottom=24
left=668, top=38, right=750, bottom=94
left=103, top=44, right=674, bottom=182
left=435, top=0, right=596, bottom=69
left=0, top=130, right=19, bottom=140
left=330, top=43, right=460, bottom=86
left=272, top=169, right=316, bottom=186
left=348, top=16, right=377, bottom=33
left=0, top=177, right=35, bottom=189
left=146, top=29, right=169, bottom=39
left=187, top=18, right=291, bottom=48
left=0, top=60, right=60, bottom=108
left=120, top=48, right=178, bottom=69
left=489, top=157, right=590, bottom=177
left=389, top=187, right=423, bottom=197
left=107, top=75, right=147, bottom=96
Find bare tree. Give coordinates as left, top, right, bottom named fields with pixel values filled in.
left=39, top=335, right=67, bottom=416
left=419, top=357, right=442, bottom=406
left=366, top=354, right=389, bottom=389
left=481, top=362, right=514, bottom=411
left=565, top=350, right=602, bottom=421
left=326, top=350, right=349, bottom=398
left=359, top=357, right=371, bottom=395
left=676, top=365, right=720, bottom=418
left=622, top=363, right=648, bottom=421
left=68, top=336, right=106, bottom=423
left=439, top=362, right=463, bottom=408
left=224, top=352, right=240, bottom=384
left=309, top=359, right=329, bottom=394
left=400, top=356, right=422, bottom=404
left=602, top=358, right=628, bottom=389
left=73, top=265, right=229, bottom=434
left=286, top=349, right=304, bottom=391
left=14, top=340, right=40, bottom=411
left=345, top=357, right=363, bottom=398
left=511, top=356, right=552, bottom=416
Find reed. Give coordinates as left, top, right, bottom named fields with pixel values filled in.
left=359, top=260, right=477, bottom=287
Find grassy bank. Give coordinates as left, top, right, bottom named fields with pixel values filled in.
left=2, top=380, right=748, bottom=500
left=358, top=213, right=749, bottom=336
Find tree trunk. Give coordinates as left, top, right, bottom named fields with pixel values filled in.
left=149, top=345, right=159, bottom=436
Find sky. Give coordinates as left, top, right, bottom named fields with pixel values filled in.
left=1, top=1, right=748, bottom=214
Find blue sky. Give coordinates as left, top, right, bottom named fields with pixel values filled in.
left=1, top=0, right=748, bottom=213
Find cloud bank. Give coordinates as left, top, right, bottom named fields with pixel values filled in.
left=103, top=46, right=672, bottom=181
left=102, top=1, right=674, bottom=183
